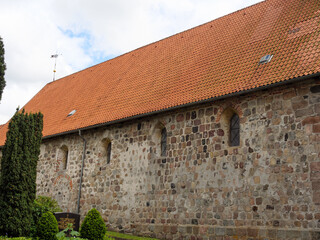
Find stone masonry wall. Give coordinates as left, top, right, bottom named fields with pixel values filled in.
left=36, top=78, right=320, bottom=239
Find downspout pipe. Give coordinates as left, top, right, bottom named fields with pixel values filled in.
left=77, top=130, right=87, bottom=214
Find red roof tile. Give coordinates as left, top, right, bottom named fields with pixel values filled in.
left=1, top=0, right=320, bottom=145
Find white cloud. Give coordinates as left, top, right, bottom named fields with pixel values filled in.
left=0, top=0, right=262, bottom=124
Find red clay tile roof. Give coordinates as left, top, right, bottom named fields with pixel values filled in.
left=1, top=0, right=320, bottom=145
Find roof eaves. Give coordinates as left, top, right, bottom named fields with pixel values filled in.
left=41, top=71, right=320, bottom=142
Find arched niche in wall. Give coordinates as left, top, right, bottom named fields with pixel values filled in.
left=220, top=108, right=240, bottom=147
left=54, top=145, right=73, bottom=211
left=53, top=174, right=73, bottom=212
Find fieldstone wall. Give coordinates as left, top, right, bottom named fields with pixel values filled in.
left=36, top=78, right=320, bottom=239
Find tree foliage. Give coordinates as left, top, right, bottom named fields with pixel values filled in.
left=0, top=109, right=43, bottom=237
left=0, top=36, right=6, bottom=101
left=33, top=195, right=62, bottom=215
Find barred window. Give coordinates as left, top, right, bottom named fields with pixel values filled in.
left=106, top=142, right=112, bottom=164
left=230, top=113, right=240, bottom=146
left=161, top=128, right=167, bottom=157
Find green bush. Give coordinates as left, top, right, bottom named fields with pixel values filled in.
left=30, top=195, right=62, bottom=236
left=36, top=212, right=59, bottom=240
left=80, top=208, right=106, bottom=240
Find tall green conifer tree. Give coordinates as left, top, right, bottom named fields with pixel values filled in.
left=0, top=109, right=43, bottom=237
left=0, top=36, right=6, bottom=101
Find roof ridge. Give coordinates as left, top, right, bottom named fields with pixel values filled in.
left=47, top=0, right=266, bottom=86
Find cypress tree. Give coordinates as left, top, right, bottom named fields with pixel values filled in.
left=0, top=109, right=43, bottom=237
left=0, top=36, right=6, bottom=101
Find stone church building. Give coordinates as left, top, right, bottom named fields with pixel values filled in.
left=0, top=0, right=320, bottom=239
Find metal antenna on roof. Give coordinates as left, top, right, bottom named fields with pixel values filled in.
left=51, top=53, right=59, bottom=81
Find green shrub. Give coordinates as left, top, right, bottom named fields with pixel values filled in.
left=80, top=208, right=106, bottom=240
left=36, top=212, right=59, bottom=240
left=30, top=195, right=62, bottom=237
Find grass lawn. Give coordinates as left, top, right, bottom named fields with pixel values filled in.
left=0, top=232, right=158, bottom=240
left=0, top=238, right=31, bottom=240
left=106, top=231, right=159, bottom=240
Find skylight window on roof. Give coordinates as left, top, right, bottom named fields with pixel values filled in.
left=67, top=109, right=76, bottom=117
left=259, top=55, right=273, bottom=64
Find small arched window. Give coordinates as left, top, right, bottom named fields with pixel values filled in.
left=61, top=145, right=69, bottom=170
left=102, top=139, right=112, bottom=164
left=161, top=128, right=167, bottom=157
left=230, top=113, right=240, bottom=146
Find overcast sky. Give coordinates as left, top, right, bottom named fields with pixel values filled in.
left=0, top=0, right=262, bottom=124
